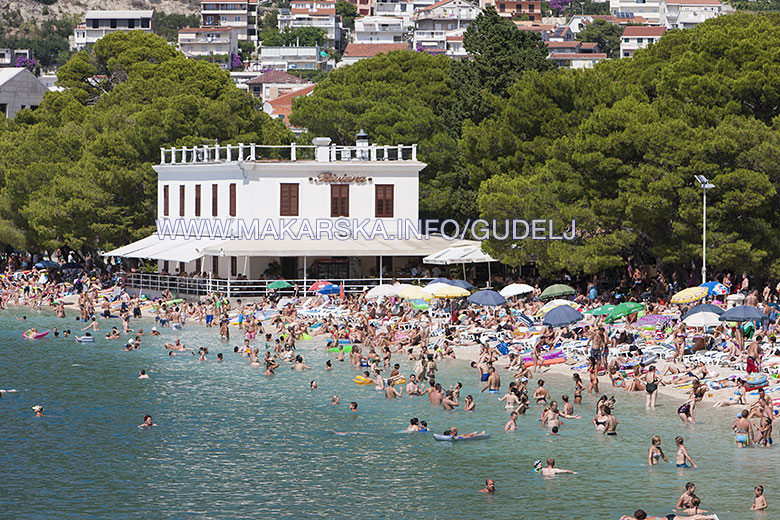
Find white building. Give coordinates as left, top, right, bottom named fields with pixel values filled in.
left=0, top=68, right=47, bottom=118
left=70, top=10, right=154, bottom=51
left=547, top=52, right=608, bottom=69
left=375, top=0, right=437, bottom=27
left=0, top=48, right=33, bottom=67
left=412, top=0, right=479, bottom=53
left=201, top=0, right=258, bottom=42
left=609, top=0, right=664, bottom=24
left=620, top=25, right=665, bottom=57
left=341, top=42, right=409, bottom=66
left=353, top=16, right=406, bottom=43
left=105, top=134, right=470, bottom=282
left=661, top=0, right=731, bottom=29
left=178, top=26, right=240, bottom=68
left=278, top=1, right=343, bottom=50
left=260, top=46, right=331, bottom=71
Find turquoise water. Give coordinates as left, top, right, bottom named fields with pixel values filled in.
left=0, top=310, right=777, bottom=519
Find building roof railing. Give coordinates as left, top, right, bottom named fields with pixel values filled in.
left=159, top=142, right=418, bottom=165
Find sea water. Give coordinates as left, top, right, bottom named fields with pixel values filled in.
left=0, top=309, right=776, bottom=520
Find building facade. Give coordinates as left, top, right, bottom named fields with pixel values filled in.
left=201, top=0, right=258, bottom=42
left=620, top=25, right=665, bottom=57
left=480, top=0, right=542, bottom=22
left=70, top=10, right=154, bottom=50
left=412, top=0, right=479, bottom=53
left=178, top=26, right=239, bottom=68
left=341, top=42, right=409, bottom=65
left=245, top=69, right=313, bottom=103
left=0, top=49, right=33, bottom=67
left=278, top=1, right=343, bottom=50
left=661, top=0, right=730, bottom=29
left=260, top=46, right=330, bottom=71
left=353, top=16, right=406, bottom=43
left=0, top=68, right=47, bottom=119
left=609, top=0, right=664, bottom=24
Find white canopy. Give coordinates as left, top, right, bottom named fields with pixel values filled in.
left=423, top=242, right=495, bottom=265
left=683, top=311, right=721, bottom=328
left=103, top=235, right=223, bottom=263
left=500, top=283, right=534, bottom=298
left=102, top=234, right=163, bottom=258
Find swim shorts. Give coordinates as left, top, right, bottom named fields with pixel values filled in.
left=206, top=315, right=214, bottom=324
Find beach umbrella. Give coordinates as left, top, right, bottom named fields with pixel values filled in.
left=399, top=285, right=432, bottom=300
left=447, top=279, right=475, bottom=291
left=309, top=281, right=331, bottom=292
left=268, top=280, right=292, bottom=289
left=670, top=287, right=708, bottom=304
left=534, top=299, right=579, bottom=317
left=515, top=312, right=534, bottom=327
left=430, top=285, right=470, bottom=298
left=33, top=260, right=59, bottom=270
left=682, top=303, right=724, bottom=320
left=543, top=305, right=583, bottom=328
left=718, top=305, right=767, bottom=323
left=636, top=314, right=673, bottom=326
left=583, top=304, right=615, bottom=316
left=426, top=278, right=452, bottom=286
left=60, top=262, right=83, bottom=270
left=700, top=281, right=729, bottom=297
left=409, top=299, right=429, bottom=310
left=467, top=290, right=506, bottom=307
left=684, top=312, right=721, bottom=328
left=424, top=282, right=454, bottom=294
left=318, top=284, right=341, bottom=295
left=499, top=283, right=534, bottom=298
left=606, top=302, right=645, bottom=323
left=540, top=284, right=576, bottom=300
left=365, top=284, right=400, bottom=299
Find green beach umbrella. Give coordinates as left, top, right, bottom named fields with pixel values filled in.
left=583, top=304, right=615, bottom=316
left=409, top=299, right=429, bottom=310
left=605, top=302, right=645, bottom=323
left=540, top=284, right=576, bottom=300
left=268, top=280, right=292, bottom=289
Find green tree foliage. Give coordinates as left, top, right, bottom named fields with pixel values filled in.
left=153, top=12, right=202, bottom=42
left=466, top=13, right=780, bottom=276
left=259, top=27, right=327, bottom=46
left=449, top=7, right=554, bottom=128
left=0, top=31, right=292, bottom=251
left=0, top=11, right=78, bottom=67
left=575, top=19, right=624, bottom=59
left=336, top=1, right=358, bottom=30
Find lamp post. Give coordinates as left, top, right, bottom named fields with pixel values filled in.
left=694, top=175, right=715, bottom=283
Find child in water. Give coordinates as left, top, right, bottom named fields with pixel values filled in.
left=751, top=485, right=767, bottom=511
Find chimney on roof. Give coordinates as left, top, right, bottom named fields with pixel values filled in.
left=356, top=129, right=370, bottom=160
left=313, top=137, right=332, bottom=162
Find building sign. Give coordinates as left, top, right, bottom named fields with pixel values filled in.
left=311, top=173, right=370, bottom=184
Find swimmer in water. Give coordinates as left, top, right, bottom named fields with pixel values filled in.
left=32, top=405, right=44, bottom=417
left=478, top=479, right=496, bottom=494
left=350, top=402, right=358, bottom=412
left=675, top=436, right=696, bottom=468
left=139, top=414, right=157, bottom=428
left=465, top=394, right=475, bottom=412
left=310, top=380, right=318, bottom=389
left=405, top=417, right=421, bottom=432
left=648, top=435, right=669, bottom=466
left=325, top=360, right=332, bottom=371
left=444, top=427, right=485, bottom=439
left=540, top=458, right=576, bottom=476
left=751, top=485, right=767, bottom=511
left=138, top=369, right=150, bottom=379
left=292, top=355, right=312, bottom=371
left=533, top=380, right=550, bottom=404
left=504, top=411, right=518, bottom=432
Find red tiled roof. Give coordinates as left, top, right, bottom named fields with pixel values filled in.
left=343, top=42, right=409, bottom=57
left=546, top=41, right=580, bottom=49
left=246, top=70, right=311, bottom=85
left=179, top=26, right=235, bottom=33
left=579, top=42, right=599, bottom=49
left=446, top=35, right=463, bottom=42
left=549, top=53, right=608, bottom=60
left=267, top=85, right=316, bottom=124
left=622, top=25, right=667, bottom=37
left=422, top=0, right=456, bottom=11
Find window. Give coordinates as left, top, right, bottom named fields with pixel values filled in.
left=141, top=18, right=150, bottom=28
left=234, top=16, right=241, bottom=21
left=529, top=3, right=535, bottom=10
left=128, top=19, right=135, bottom=29
left=212, top=256, right=219, bottom=277
left=499, top=3, right=505, bottom=11
left=163, top=260, right=169, bottom=273
left=637, top=38, right=643, bottom=43
left=624, top=52, right=630, bottom=57
left=331, top=185, right=349, bottom=217
left=195, top=184, right=201, bottom=216
left=163, top=185, right=169, bottom=216
left=212, top=184, right=218, bottom=216
left=375, top=185, right=394, bottom=218
left=231, top=256, right=237, bottom=276
left=91, top=19, right=99, bottom=29
left=280, top=183, right=299, bottom=216
left=229, top=183, right=236, bottom=217
left=110, top=19, right=117, bottom=29
left=623, top=37, right=629, bottom=43
left=179, top=185, right=185, bottom=216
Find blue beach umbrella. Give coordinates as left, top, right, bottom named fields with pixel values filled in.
left=682, top=303, right=724, bottom=320
left=318, top=284, right=341, bottom=295
left=700, top=281, right=729, bottom=297
left=718, top=305, right=767, bottom=323
left=467, top=290, right=506, bottom=307
left=448, top=279, right=475, bottom=291
left=34, top=260, right=60, bottom=269
left=542, top=305, right=583, bottom=328
left=426, top=278, right=451, bottom=286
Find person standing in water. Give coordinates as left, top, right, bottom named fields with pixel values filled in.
left=675, top=436, right=696, bottom=468
left=648, top=435, right=669, bottom=466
